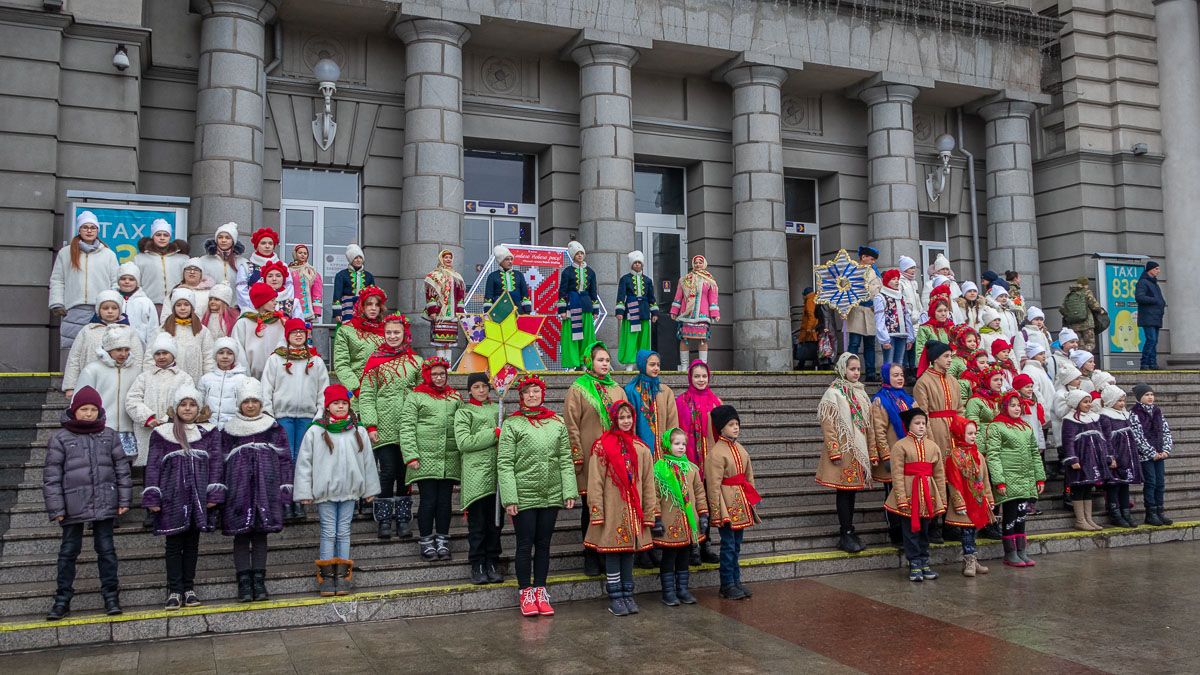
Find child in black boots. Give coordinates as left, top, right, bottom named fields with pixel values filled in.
left=706, top=404, right=761, bottom=600
left=653, top=427, right=708, bottom=606
left=1131, top=384, right=1174, bottom=525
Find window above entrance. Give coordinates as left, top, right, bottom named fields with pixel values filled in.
left=635, top=165, right=685, bottom=215
left=464, top=150, right=536, bottom=204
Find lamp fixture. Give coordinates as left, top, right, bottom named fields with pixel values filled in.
left=925, top=133, right=956, bottom=203
left=312, top=58, right=341, bottom=151
left=112, top=44, right=130, bottom=72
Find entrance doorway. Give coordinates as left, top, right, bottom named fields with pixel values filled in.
left=785, top=177, right=820, bottom=345
left=635, top=214, right=685, bottom=370
left=279, top=167, right=361, bottom=323
left=462, top=202, right=536, bottom=286
left=919, top=215, right=949, bottom=285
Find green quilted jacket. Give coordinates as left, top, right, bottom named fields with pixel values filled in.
left=964, top=397, right=998, bottom=435
left=497, top=414, right=578, bottom=511
left=399, top=390, right=463, bottom=483
left=332, top=324, right=384, bottom=396
left=358, top=355, right=423, bottom=447
left=454, top=400, right=500, bottom=509
left=915, top=325, right=951, bottom=365
left=982, top=419, right=1045, bottom=502
left=949, top=356, right=972, bottom=401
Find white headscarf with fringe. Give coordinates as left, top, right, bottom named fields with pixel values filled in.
left=817, top=352, right=873, bottom=484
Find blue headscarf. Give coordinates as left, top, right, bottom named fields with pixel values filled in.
left=624, top=350, right=661, bottom=449
left=871, top=362, right=914, bottom=437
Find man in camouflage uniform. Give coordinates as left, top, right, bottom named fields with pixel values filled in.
left=1062, top=277, right=1103, bottom=354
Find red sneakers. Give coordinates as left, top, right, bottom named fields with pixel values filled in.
left=535, top=587, right=554, bottom=616
left=519, top=587, right=538, bottom=617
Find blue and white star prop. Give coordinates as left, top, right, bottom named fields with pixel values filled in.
left=814, top=249, right=869, bottom=319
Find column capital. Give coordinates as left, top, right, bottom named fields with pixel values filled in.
left=568, top=42, right=639, bottom=69
left=717, top=61, right=788, bottom=89
left=967, top=93, right=1040, bottom=121
left=192, top=0, right=279, bottom=22
left=390, top=17, right=472, bottom=47
left=847, top=72, right=930, bottom=105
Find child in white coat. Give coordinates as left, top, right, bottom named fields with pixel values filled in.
left=294, top=385, right=379, bottom=597
left=134, top=219, right=189, bottom=309
left=115, top=262, right=159, bottom=348
left=198, top=337, right=250, bottom=429
left=232, top=282, right=286, bottom=379
left=126, top=333, right=195, bottom=471
left=48, top=211, right=120, bottom=351
left=63, top=290, right=143, bottom=398
left=77, top=325, right=143, bottom=458
left=146, top=288, right=215, bottom=383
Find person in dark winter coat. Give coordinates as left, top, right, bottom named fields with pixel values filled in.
left=1134, top=261, right=1166, bottom=370
left=1131, top=383, right=1174, bottom=525
left=42, top=387, right=132, bottom=620
left=219, top=378, right=293, bottom=602
left=142, top=384, right=224, bottom=610
left=334, top=244, right=376, bottom=324
left=483, top=245, right=531, bottom=316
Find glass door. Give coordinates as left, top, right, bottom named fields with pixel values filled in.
left=636, top=213, right=686, bottom=370
left=462, top=204, right=537, bottom=290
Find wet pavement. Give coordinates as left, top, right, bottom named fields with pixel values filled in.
left=4, top=541, right=1197, bottom=674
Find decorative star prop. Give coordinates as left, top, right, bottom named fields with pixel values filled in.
left=474, top=311, right=546, bottom=377
left=814, top=249, right=869, bottom=319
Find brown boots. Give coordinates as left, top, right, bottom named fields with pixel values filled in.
left=315, top=558, right=355, bottom=596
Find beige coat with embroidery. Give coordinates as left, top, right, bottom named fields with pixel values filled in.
left=583, top=437, right=658, bottom=553
left=563, top=382, right=628, bottom=494
left=869, top=399, right=902, bottom=483
left=883, top=436, right=948, bottom=519
left=652, top=460, right=708, bottom=547
left=816, top=383, right=878, bottom=490
left=913, top=368, right=964, bottom=462
left=705, top=438, right=760, bottom=530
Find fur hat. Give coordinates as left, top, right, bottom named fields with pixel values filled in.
left=988, top=284, right=1009, bottom=301
left=710, top=404, right=740, bottom=437
left=628, top=250, right=645, bottom=267
left=980, top=307, right=1002, bottom=326
left=183, top=257, right=204, bottom=272
left=100, top=324, right=136, bottom=352
left=75, top=211, right=99, bottom=229
left=567, top=241, right=585, bottom=260
left=925, top=340, right=952, bottom=362
left=168, top=288, right=197, bottom=312
left=1024, top=341, right=1047, bottom=359
left=898, top=255, right=917, bottom=272
left=249, top=282, right=276, bottom=310
left=960, top=281, right=978, bottom=294
left=1065, top=389, right=1091, bottom=412
left=1101, top=384, right=1126, bottom=408
left=171, top=384, right=202, bottom=409
left=149, top=332, right=178, bottom=358
left=990, top=339, right=1012, bottom=357
left=1070, top=350, right=1094, bottom=368
left=216, top=222, right=239, bottom=241
left=324, top=385, right=352, bottom=409
left=932, top=253, right=952, bottom=273
left=1026, top=306, right=1045, bottom=322
left=209, top=283, right=233, bottom=306
left=250, top=227, right=279, bottom=249
left=1132, top=383, right=1153, bottom=402
left=1012, top=373, right=1034, bottom=391
left=284, top=317, right=308, bottom=335
left=345, top=244, right=364, bottom=264
left=94, top=289, right=122, bottom=312
left=467, top=372, right=491, bottom=390
left=235, top=378, right=264, bottom=406
left=1058, top=327, right=1079, bottom=345
left=493, top=245, right=513, bottom=263
left=899, top=407, right=927, bottom=430
left=151, top=219, right=172, bottom=236
left=213, top=336, right=240, bottom=357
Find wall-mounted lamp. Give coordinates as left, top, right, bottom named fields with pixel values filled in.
left=925, top=133, right=956, bottom=203
left=311, top=58, right=340, bottom=151
left=112, top=44, right=130, bottom=72
left=1132, top=142, right=1149, bottom=156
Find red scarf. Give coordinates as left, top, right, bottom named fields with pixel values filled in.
left=1019, top=396, right=1046, bottom=426
left=413, top=363, right=460, bottom=400
left=991, top=391, right=1030, bottom=429
left=362, top=342, right=417, bottom=378
left=594, top=401, right=644, bottom=526
left=348, top=315, right=385, bottom=339
left=945, top=419, right=992, bottom=529
left=510, top=405, right=557, bottom=423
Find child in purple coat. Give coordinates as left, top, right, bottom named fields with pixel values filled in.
left=142, top=384, right=224, bottom=610
left=219, top=378, right=293, bottom=602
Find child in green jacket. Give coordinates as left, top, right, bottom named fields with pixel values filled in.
left=399, top=357, right=462, bottom=561
left=454, top=372, right=502, bottom=584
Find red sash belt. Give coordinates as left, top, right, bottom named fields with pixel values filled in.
left=904, top=461, right=936, bottom=533
left=928, top=410, right=956, bottom=419
left=722, top=474, right=762, bottom=506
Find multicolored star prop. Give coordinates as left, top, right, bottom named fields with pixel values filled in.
left=814, top=249, right=869, bottom=319
left=474, top=310, right=547, bottom=377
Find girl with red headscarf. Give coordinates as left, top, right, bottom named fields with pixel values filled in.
left=915, top=287, right=955, bottom=377
left=944, top=416, right=994, bottom=577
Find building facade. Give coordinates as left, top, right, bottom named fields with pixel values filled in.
left=2, top=0, right=1195, bottom=371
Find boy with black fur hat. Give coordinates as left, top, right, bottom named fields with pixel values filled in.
left=706, top=403, right=760, bottom=600
left=883, top=407, right=947, bottom=582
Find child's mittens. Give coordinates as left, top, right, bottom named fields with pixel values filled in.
left=699, top=514, right=709, bottom=531
left=651, top=517, right=665, bottom=537
left=494, top=427, right=501, bottom=439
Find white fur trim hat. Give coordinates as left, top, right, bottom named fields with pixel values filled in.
left=214, top=336, right=240, bottom=357
left=100, top=324, right=136, bottom=352
left=898, top=255, right=917, bottom=272
left=345, top=244, right=364, bottom=264
left=184, top=257, right=204, bottom=272
left=151, top=219, right=172, bottom=236
left=1070, top=350, right=1095, bottom=368
left=150, top=332, right=178, bottom=357
left=1054, top=361, right=1082, bottom=389
left=209, top=283, right=233, bottom=306
left=1058, top=327, right=1079, bottom=344
left=94, top=289, right=122, bottom=312
left=75, top=211, right=99, bottom=228
left=493, top=244, right=513, bottom=262
left=567, top=241, right=585, bottom=259
left=171, top=383, right=202, bottom=409
left=1065, top=389, right=1091, bottom=412
left=236, top=377, right=264, bottom=406
left=1024, top=341, right=1047, bottom=359
left=1026, top=306, right=1045, bottom=321
left=932, top=253, right=952, bottom=273
left=960, top=281, right=978, bottom=294
left=117, top=261, right=140, bottom=282
left=216, top=222, right=239, bottom=240
left=981, top=307, right=1002, bottom=326
left=628, top=250, right=645, bottom=267
left=988, top=285, right=1009, bottom=300
left=1101, top=384, right=1126, bottom=409
left=169, top=288, right=197, bottom=311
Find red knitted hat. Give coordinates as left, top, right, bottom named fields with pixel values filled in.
left=250, top=227, right=279, bottom=249
left=1011, top=373, right=1034, bottom=390
left=990, top=339, right=1012, bottom=357
left=249, top=282, right=276, bottom=310
left=882, top=269, right=901, bottom=286
left=260, top=260, right=288, bottom=281
left=324, top=385, right=352, bottom=409
left=284, top=317, right=308, bottom=335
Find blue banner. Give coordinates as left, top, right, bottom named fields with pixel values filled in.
left=74, top=207, right=185, bottom=264
left=1102, top=261, right=1144, bottom=354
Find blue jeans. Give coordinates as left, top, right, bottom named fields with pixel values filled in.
left=1141, top=459, right=1166, bottom=509
left=847, top=333, right=876, bottom=375
left=880, top=338, right=907, bottom=369
left=279, top=417, right=312, bottom=461
left=901, top=518, right=932, bottom=567
left=1141, top=326, right=1160, bottom=368
left=959, top=526, right=977, bottom=556
left=318, top=500, right=356, bottom=560
left=718, top=525, right=744, bottom=587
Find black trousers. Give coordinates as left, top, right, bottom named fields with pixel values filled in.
left=658, top=546, right=689, bottom=574
left=165, top=529, right=201, bottom=595
left=232, top=532, right=268, bottom=573
left=901, top=518, right=932, bottom=567
left=605, top=551, right=635, bottom=586
left=56, top=519, right=119, bottom=602
left=374, top=444, right=407, bottom=498
left=1001, top=499, right=1031, bottom=536
left=1105, top=483, right=1131, bottom=510
left=835, top=489, right=856, bottom=533
left=466, top=493, right=503, bottom=564
left=513, top=507, right=557, bottom=589
left=416, top=479, right=455, bottom=537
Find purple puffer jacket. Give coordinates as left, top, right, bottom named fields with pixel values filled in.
left=218, top=423, right=294, bottom=535
left=141, top=425, right=225, bottom=536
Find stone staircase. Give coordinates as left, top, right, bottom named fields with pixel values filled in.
left=0, top=369, right=1198, bottom=651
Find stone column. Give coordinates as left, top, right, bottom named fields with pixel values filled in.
left=191, top=0, right=279, bottom=234
left=858, top=83, right=922, bottom=266
left=977, top=99, right=1041, bottom=306
left=570, top=42, right=638, bottom=349
left=1154, top=0, right=1200, bottom=364
left=392, top=18, right=471, bottom=323
left=722, top=63, right=792, bottom=371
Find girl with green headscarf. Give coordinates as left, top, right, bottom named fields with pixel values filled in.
left=652, top=427, right=708, bottom=606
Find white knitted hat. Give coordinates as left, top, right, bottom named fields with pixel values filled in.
left=1070, top=350, right=1094, bottom=368
left=216, top=222, right=239, bottom=241
left=151, top=219, right=172, bottom=236
left=94, top=289, right=122, bottom=312
left=1101, top=384, right=1126, bottom=409
left=567, top=241, right=585, bottom=259
left=150, top=332, right=178, bottom=357
left=171, top=384, right=202, bottom=408
left=209, top=283, right=233, bottom=306
left=100, top=324, right=136, bottom=352
left=345, top=244, right=364, bottom=263
left=236, top=378, right=264, bottom=406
